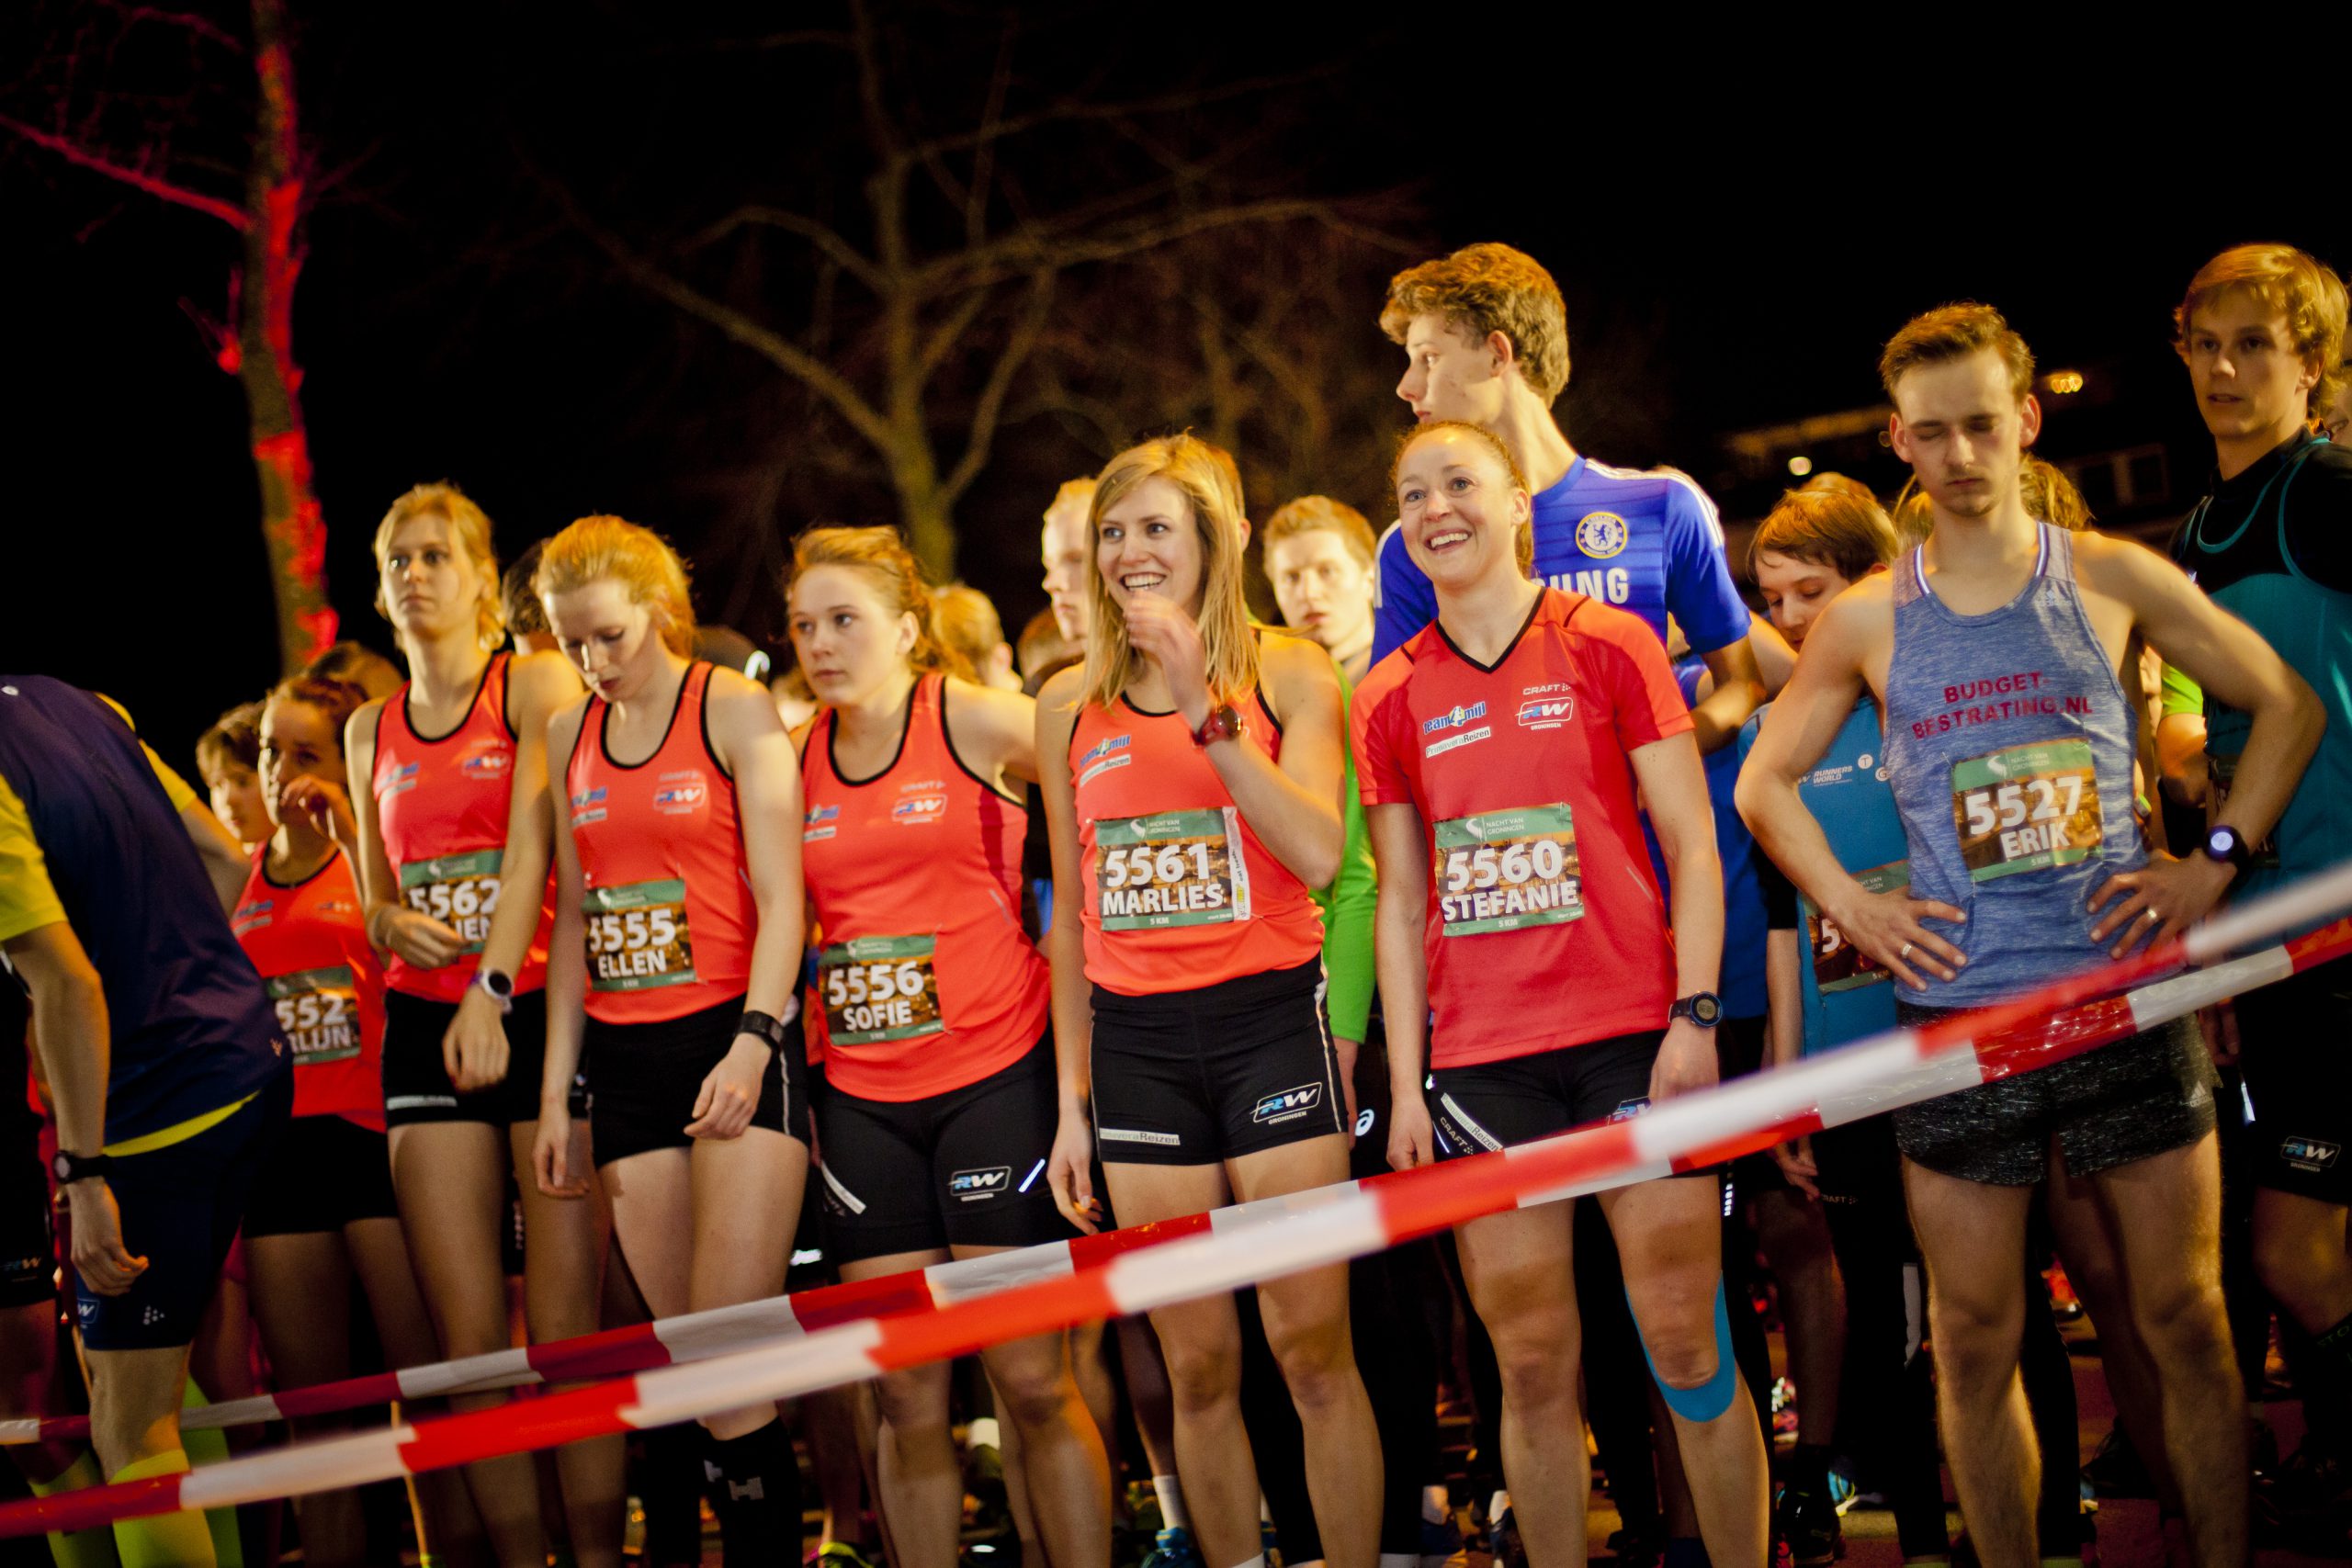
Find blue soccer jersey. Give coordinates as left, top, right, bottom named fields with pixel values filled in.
left=1374, top=454, right=1751, bottom=663
left=1677, top=660, right=1768, bottom=1020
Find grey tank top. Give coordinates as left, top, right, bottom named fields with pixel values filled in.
left=1882, top=523, right=2143, bottom=1009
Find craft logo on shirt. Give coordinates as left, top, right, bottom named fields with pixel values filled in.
left=652, top=770, right=707, bottom=815
left=1575, top=511, right=1629, bottom=560
left=1078, top=734, right=1132, bottom=788
left=1422, top=701, right=1487, bottom=736
left=459, top=744, right=512, bottom=782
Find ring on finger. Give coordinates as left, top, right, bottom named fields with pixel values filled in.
left=1898, top=940, right=1914, bottom=960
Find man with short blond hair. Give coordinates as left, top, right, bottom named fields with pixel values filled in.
left=1263, top=495, right=1379, bottom=683
left=1740, top=300, right=2323, bottom=1567
left=1370, top=243, right=1765, bottom=751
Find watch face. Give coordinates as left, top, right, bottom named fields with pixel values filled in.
left=50, top=1153, right=67, bottom=1181
left=2208, top=827, right=2235, bottom=855
left=1695, top=996, right=1722, bottom=1024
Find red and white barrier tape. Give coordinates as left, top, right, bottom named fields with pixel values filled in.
left=4, top=864, right=2346, bottom=1537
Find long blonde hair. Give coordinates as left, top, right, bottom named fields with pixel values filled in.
left=786, top=525, right=968, bottom=680
left=1082, top=434, right=1259, bottom=710
left=533, top=515, right=697, bottom=656
left=373, top=482, right=505, bottom=652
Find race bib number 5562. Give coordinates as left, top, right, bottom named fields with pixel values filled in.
left=399, top=849, right=503, bottom=952
left=1434, top=805, right=1582, bottom=936
left=1951, top=739, right=2103, bottom=883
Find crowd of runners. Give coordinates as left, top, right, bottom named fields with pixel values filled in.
left=0, top=237, right=2347, bottom=1568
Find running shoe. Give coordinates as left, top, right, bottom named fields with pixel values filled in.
left=1141, top=1525, right=1205, bottom=1568
left=812, top=1544, right=880, bottom=1568
left=1488, top=1507, right=1529, bottom=1568
left=2079, top=1426, right=2157, bottom=1500
left=1777, top=1481, right=1845, bottom=1568
left=1601, top=1525, right=1661, bottom=1567
left=1419, top=1508, right=1464, bottom=1568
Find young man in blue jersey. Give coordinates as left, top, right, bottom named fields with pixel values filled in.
left=1741, top=487, right=1946, bottom=1564
left=1370, top=243, right=1769, bottom=752
left=0, top=679, right=293, bottom=1568
left=1739, top=303, right=2322, bottom=1568
left=2169, top=243, right=2352, bottom=1526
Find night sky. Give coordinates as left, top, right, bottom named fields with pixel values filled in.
left=5, top=3, right=2344, bottom=766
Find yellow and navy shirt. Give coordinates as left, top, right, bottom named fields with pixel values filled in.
left=0, top=679, right=288, bottom=1151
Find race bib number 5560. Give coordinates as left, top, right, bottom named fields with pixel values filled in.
left=1434, top=805, right=1582, bottom=936
left=1097, top=808, right=1251, bottom=931
left=583, top=879, right=697, bottom=992
left=1951, top=739, right=2103, bottom=883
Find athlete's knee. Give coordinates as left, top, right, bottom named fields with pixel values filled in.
left=1154, top=1331, right=1240, bottom=1417
left=1266, top=1320, right=1359, bottom=1413
left=988, top=1357, right=1079, bottom=1432
left=872, top=1367, right=952, bottom=1437
left=2131, top=1271, right=2231, bottom=1363
left=1925, top=1288, right=2024, bottom=1390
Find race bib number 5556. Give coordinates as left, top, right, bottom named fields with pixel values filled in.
left=820, top=934, right=942, bottom=1044
left=584, top=879, right=697, bottom=992
left=1434, top=805, right=1582, bottom=936
left=1097, top=808, right=1251, bottom=931
left=1951, top=739, right=2103, bottom=883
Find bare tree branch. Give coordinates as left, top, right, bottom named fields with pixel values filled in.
left=941, top=268, right=1055, bottom=504
left=684, top=204, right=886, bottom=294
left=0, top=111, right=246, bottom=228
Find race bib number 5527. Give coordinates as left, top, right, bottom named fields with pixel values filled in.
left=583, top=879, right=697, bottom=992
left=1097, top=808, right=1251, bottom=931
left=1434, top=805, right=1582, bottom=936
left=1951, top=739, right=2103, bottom=883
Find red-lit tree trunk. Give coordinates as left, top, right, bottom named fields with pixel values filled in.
left=238, top=0, right=334, bottom=672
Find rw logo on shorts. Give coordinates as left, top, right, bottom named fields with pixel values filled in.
left=949, top=1166, right=1012, bottom=1200
left=1252, top=1083, right=1323, bottom=1124
left=2282, top=1136, right=2342, bottom=1174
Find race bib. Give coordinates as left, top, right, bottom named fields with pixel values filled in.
left=820, top=935, right=943, bottom=1044
left=1097, top=808, right=1250, bottom=931
left=2206, top=752, right=2281, bottom=870
left=1434, top=805, right=1583, bottom=936
left=583, top=879, right=697, bottom=992
left=1951, top=740, right=2103, bottom=883
left=266, top=965, right=363, bottom=1063
left=399, top=849, right=503, bottom=952
left=1800, top=861, right=1908, bottom=992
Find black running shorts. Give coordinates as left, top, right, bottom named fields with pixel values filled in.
left=1892, top=1003, right=2216, bottom=1186
left=241, top=1112, right=400, bottom=1237
left=1427, top=1029, right=1679, bottom=1161
left=382, top=987, right=549, bottom=1129
left=1090, top=960, right=1346, bottom=1167
left=2235, top=954, right=2352, bottom=1204
left=813, top=1034, right=1073, bottom=1264
left=75, top=1070, right=291, bottom=1351
left=581, top=994, right=806, bottom=1168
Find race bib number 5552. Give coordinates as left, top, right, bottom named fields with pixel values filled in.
left=266, top=966, right=362, bottom=1062
left=1097, top=808, right=1251, bottom=931
left=1434, top=805, right=1582, bottom=936
left=583, top=879, right=697, bottom=992
left=1951, top=739, right=2103, bottom=883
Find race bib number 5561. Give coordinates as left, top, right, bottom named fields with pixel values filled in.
left=1434, top=805, right=1582, bottom=936
left=583, top=879, right=697, bottom=992
left=1097, top=808, right=1251, bottom=931
left=1951, top=739, right=2103, bottom=883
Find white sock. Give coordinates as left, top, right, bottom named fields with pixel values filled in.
left=1154, top=1475, right=1189, bottom=1533
left=1488, top=1489, right=1511, bottom=1524
left=1382, top=1555, right=1419, bottom=1568
left=1422, top=1485, right=1450, bottom=1527
left=1225, top=1557, right=1266, bottom=1568
left=968, top=1416, right=1001, bottom=1450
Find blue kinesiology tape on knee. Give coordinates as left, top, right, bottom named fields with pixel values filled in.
left=1628, top=1279, right=1738, bottom=1423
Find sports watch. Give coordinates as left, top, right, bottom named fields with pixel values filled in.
left=472, top=967, right=515, bottom=1015
left=2202, top=825, right=2252, bottom=876
left=1668, top=992, right=1724, bottom=1029
left=52, top=1150, right=111, bottom=1187
left=1193, top=704, right=1246, bottom=748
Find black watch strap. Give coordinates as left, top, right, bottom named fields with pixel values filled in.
left=1668, top=992, right=1724, bottom=1028
left=737, top=1009, right=790, bottom=1055
left=53, top=1149, right=112, bottom=1186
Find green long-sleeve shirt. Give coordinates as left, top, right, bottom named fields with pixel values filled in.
left=1314, top=666, right=1376, bottom=1042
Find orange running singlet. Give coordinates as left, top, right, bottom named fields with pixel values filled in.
left=371, top=652, right=554, bottom=1002
left=801, top=675, right=1047, bottom=1101
left=232, top=846, right=387, bottom=1130
left=564, top=662, right=756, bottom=1025
left=1068, top=689, right=1324, bottom=997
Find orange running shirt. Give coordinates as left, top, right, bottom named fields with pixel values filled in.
left=232, top=846, right=387, bottom=1130
left=564, top=663, right=756, bottom=1025
left=1352, top=589, right=1691, bottom=1068
left=371, top=652, right=553, bottom=1002
left=1068, top=687, right=1324, bottom=997
left=800, top=675, right=1048, bottom=1101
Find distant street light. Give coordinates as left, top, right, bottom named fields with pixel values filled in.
left=1787, top=455, right=1814, bottom=477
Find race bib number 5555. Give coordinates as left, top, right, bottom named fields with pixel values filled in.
left=1434, top=805, right=1582, bottom=936
left=1951, top=739, right=2103, bottom=883
left=1097, top=808, right=1251, bottom=931
left=584, top=879, right=697, bottom=992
